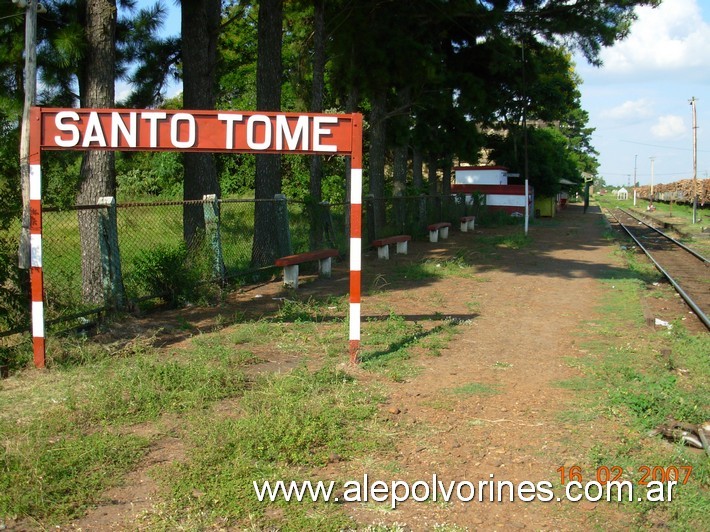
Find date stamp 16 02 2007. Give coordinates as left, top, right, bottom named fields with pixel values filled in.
left=557, top=465, right=693, bottom=486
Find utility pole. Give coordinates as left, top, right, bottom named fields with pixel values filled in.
left=633, top=154, right=637, bottom=187
left=16, top=0, right=39, bottom=269
left=521, top=37, right=529, bottom=188
left=649, top=157, right=656, bottom=203
left=690, top=97, right=698, bottom=224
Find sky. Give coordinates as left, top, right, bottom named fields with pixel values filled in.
left=130, top=0, right=709, bottom=189
left=574, top=0, right=710, bottom=187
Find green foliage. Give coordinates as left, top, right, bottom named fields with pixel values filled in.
left=395, top=257, right=476, bottom=281
left=72, top=356, right=248, bottom=424
left=0, top=426, right=149, bottom=524
left=218, top=153, right=256, bottom=195
left=572, top=275, right=709, bottom=530
left=128, top=242, right=200, bottom=305
left=449, top=382, right=502, bottom=396
left=489, top=126, right=583, bottom=197
left=42, top=152, right=82, bottom=207
left=475, top=209, right=525, bottom=228
left=0, top=229, right=26, bottom=334
left=116, top=151, right=183, bottom=199
left=160, top=366, right=386, bottom=528
left=224, top=367, right=379, bottom=465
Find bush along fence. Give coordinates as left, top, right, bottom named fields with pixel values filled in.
left=0, top=193, right=483, bottom=340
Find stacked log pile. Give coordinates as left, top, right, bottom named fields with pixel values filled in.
left=635, top=178, right=710, bottom=205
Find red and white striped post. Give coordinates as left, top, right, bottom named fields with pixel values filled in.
left=349, top=114, right=363, bottom=364
left=29, top=108, right=363, bottom=368
left=29, top=107, right=45, bottom=367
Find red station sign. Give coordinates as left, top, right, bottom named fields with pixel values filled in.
left=34, top=108, right=356, bottom=155
left=28, top=107, right=364, bottom=369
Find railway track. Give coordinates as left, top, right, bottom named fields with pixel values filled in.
left=608, top=208, right=710, bottom=331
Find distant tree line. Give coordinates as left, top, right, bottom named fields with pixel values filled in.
left=0, top=0, right=660, bottom=302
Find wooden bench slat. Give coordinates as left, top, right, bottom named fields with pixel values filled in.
left=371, top=235, right=411, bottom=247
left=427, top=222, right=451, bottom=231
left=275, top=248, right=339, bottom=267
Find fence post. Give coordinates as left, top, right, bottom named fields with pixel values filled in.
left=365, top=194, right=376, bottom=243
left=321, top=201, right=337, bottom=248
left=203, top=194, right=225, bottom=282
left=394, top=194, right=405, bottom=233
left=274, top=194, right=293, bottom=257
left=458, top=193, right=466, bottom=218
left=419, top=194, right=427, bottom=234
left=97, top=196, right=125, bottom=310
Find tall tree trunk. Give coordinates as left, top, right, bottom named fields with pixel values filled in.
left=442, top=159, right=452, bottom=195
left=309, top=0, right=325, bottom=249
left=392, top=144, right=407, bottom=196
left=368, top=89, right=387, bottom=233
left=182, top=0, right=221, bottom=246
left=428, top=155, right=438, bottom=195
left=251, top=0, right=283, bottom=267
left=412, top=148, right=423, bottom=191
left=392, top=87, right=411, bottom=197
left=76, top=0, right=117, bottom=304
left=392, top=143, right=407, bottom=232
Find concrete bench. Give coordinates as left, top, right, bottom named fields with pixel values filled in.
left=371, top=235, right=411, bottom=259
left=427, top=222, right=451, bottom=243
left=274, top=248, right=339, bottom=288
left=460, top=215, right=475, bottom=232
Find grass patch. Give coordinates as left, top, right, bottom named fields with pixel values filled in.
left=69, top=355, right=248, bottom=425
left=569, top=250, right=710, bottom=529
left=448, top=382, right=502, bottom=396
left=394, top=256, right=477, bottom=281
left=476, top=233, right=532, bottom=251
left=153, top=366, right=388, bottom=530
left=0, top=427, right=149, bottom=524
left=360, top=313, right=462, bottom=381
left=0, top=324, right=268, bottom=527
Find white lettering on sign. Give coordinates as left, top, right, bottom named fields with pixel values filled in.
left=313, top=116, right=338, bottom=152
left=247, top=115, right=272, bottom=150
left=218, top=113, right=245, bottom=149
left=51, top=111, right=343, bottom=152
left=142, top=112, right=167, bottom=148
left=170, top=113, right=196, bottom=148
left=54, top=111, right=81, bottom=147
left=275, top=115, right=309, bottom=150
left=111, top=112, right=137, bottom=148
left=83, top=112, right=107, bottom=147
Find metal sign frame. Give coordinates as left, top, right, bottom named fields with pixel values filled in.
left=29, top=107, right=363, bottom=367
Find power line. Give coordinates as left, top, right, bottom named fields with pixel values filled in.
left=618, top=139, right=710, bottom=153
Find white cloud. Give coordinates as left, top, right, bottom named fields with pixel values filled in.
left=601, top=0, right=710, bottom=73
left=651, top=115, right=687, bottom=139
left=601, top=99, right=653, bottom=120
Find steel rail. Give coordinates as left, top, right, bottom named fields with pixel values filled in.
left=619, top=208, right=709, bottom=263
left=608, top=209, right=710, bottom=331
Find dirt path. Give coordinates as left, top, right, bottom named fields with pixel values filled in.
left=344, top=204, right=631, bottom=529
left=63, top=204, right=660, bottom=530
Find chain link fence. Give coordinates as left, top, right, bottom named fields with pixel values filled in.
left=1, top=193, right=483, bottom=339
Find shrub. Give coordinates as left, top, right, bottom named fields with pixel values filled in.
left=129, top=243, right=200, bottom=305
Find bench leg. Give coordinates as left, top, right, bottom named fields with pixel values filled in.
left=429, top=229, right=439, bottom=243
left=283, top=265, right=299, bottom=289
left=460, top=221, right=468, bottom=232
left=440, top=227, right=449, bottom=239
left=377, top=245, right=389, bottom=259
left=468, top=218, right=475, bottom=231
left=319, top=256, right=332, bottom=278
left=396, top=241, right=408, bottom=254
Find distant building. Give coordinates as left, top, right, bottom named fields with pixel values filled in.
left=616, top=187, right=629, bottom=200
left=451, top=166, right=533, bottom=217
